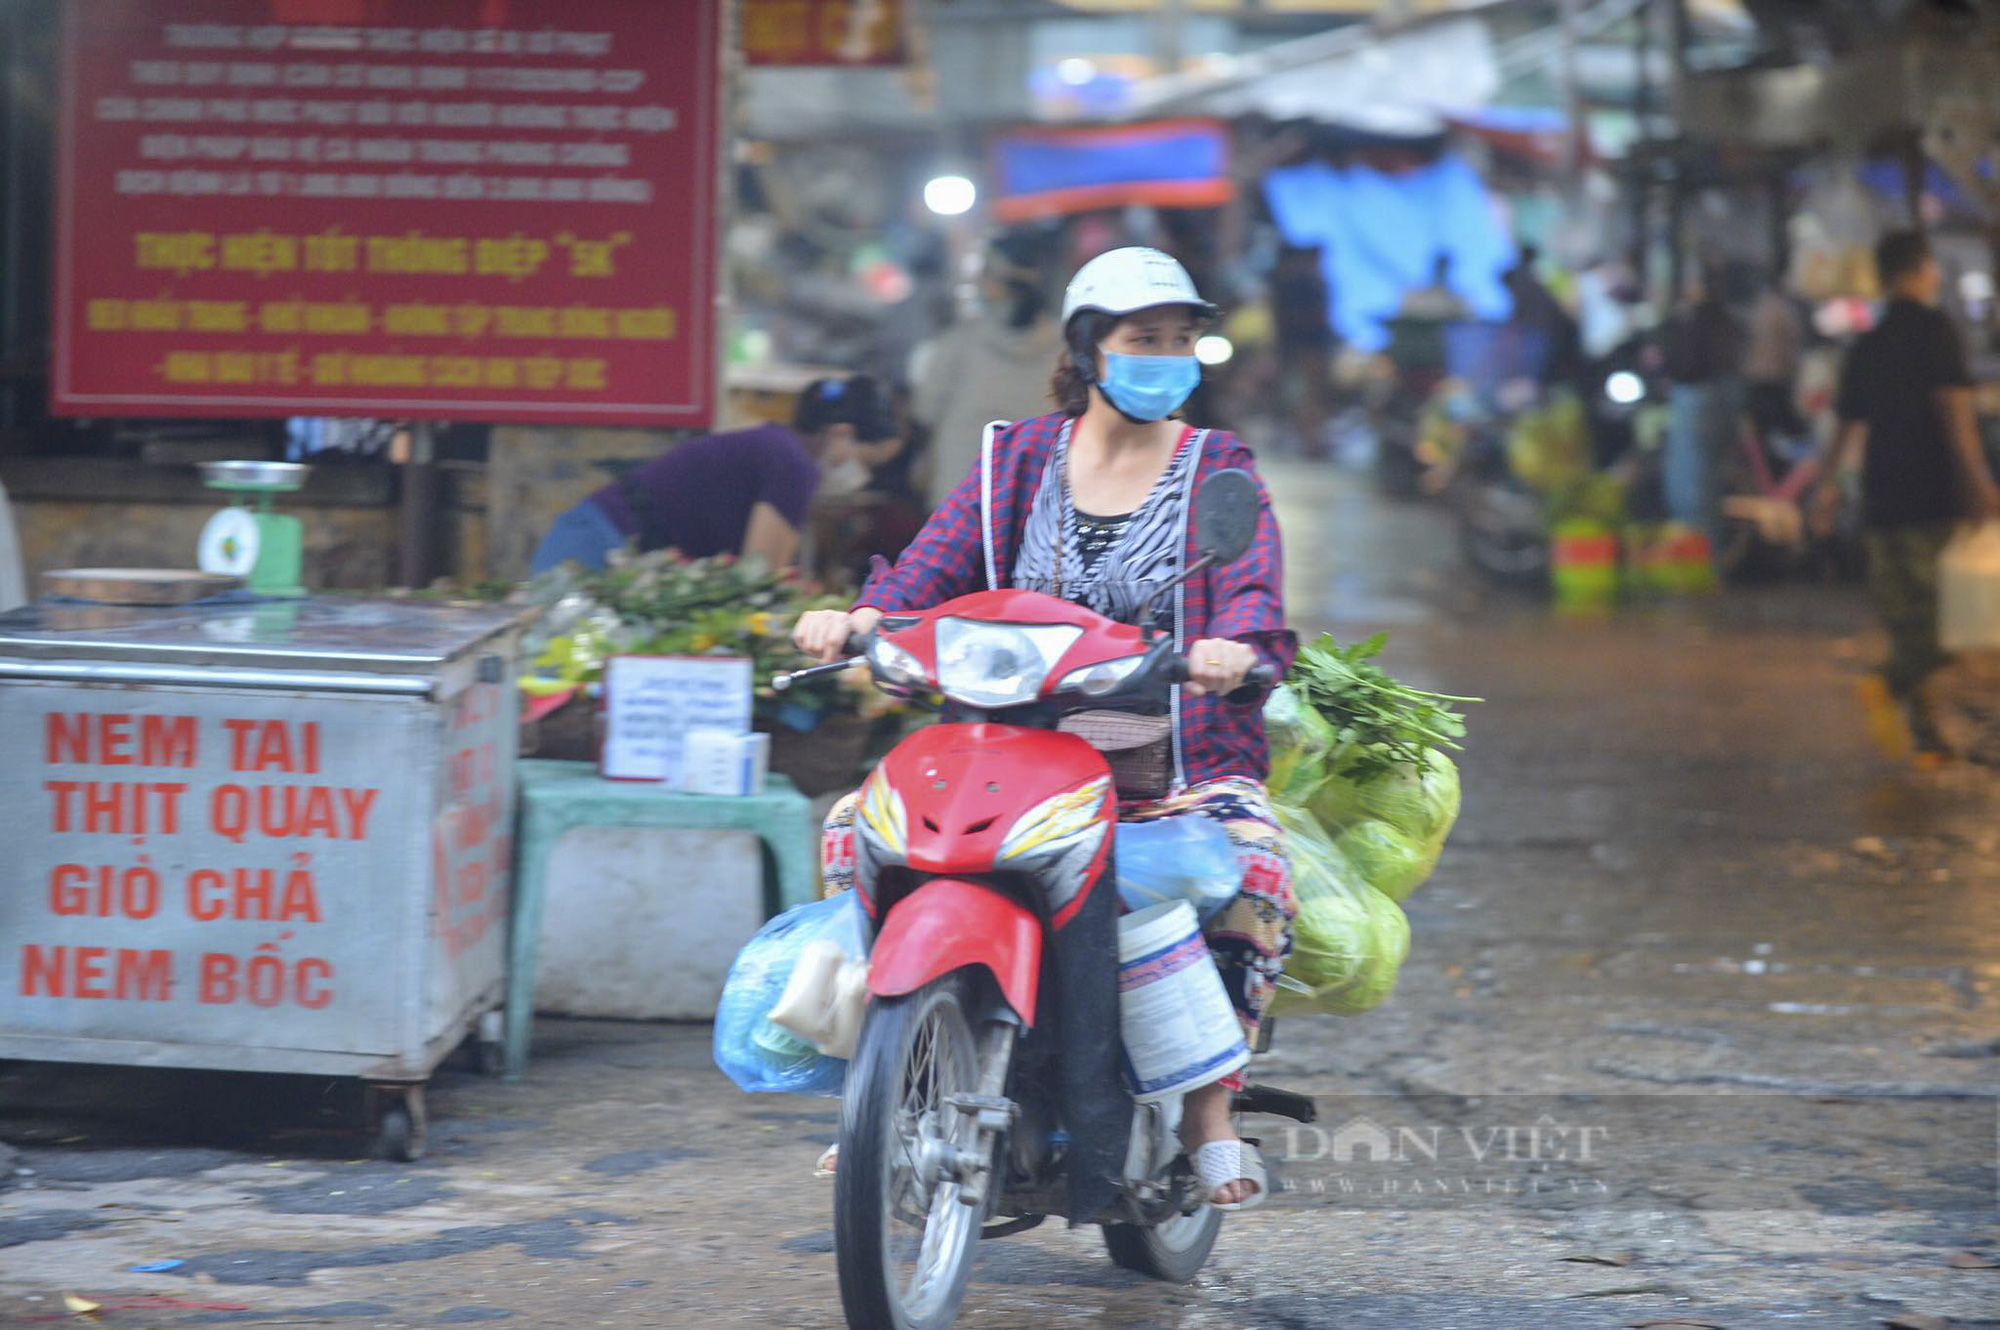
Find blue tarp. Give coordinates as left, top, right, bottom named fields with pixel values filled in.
left=994, top=124, right=1226, bottom=198
left=1853, top=158, right=1984, bottom=217
left=1264, top=154, right=1516, bottom=351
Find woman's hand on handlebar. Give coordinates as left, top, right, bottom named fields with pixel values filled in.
left=1185, top=638, right=1258, bottom=699
left=792, top=607, right=883, bottom=664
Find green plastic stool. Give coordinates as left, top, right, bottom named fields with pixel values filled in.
left=504, top=759, right=820, bottom=1079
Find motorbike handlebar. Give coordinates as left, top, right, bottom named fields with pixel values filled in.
left=1165, top=657, right=1279, bottom=704
left=771, top=631, right=875, bottom=693
left=777, top=638, right=1278, bottom=702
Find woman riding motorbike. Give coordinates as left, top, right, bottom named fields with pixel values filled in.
left=795, top=248, right=1297, bottom=1208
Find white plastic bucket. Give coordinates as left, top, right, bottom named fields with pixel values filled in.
left=1117, top=901, right=1250, bottom=1102
left=1941, top=523, right=2000, bottom=652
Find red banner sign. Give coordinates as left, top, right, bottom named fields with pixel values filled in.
left=52, top=0, right=722, bottom=426
left=742, top=0, right=905, bottom=67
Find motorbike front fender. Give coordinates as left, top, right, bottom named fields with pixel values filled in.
left=868, top=877, right=1042, bottom=1027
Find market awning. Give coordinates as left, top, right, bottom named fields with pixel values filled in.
left=988, top=119, right=1233, bottom=222
left=1121, top=14, right=1501, bottom=134
left=1679, top=40, right=2000, bottom=150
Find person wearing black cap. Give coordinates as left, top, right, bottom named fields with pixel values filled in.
left=529, top=374, right=903, bottom=574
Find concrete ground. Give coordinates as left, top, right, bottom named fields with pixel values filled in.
left=3, top=460, right=1997, bottom=1330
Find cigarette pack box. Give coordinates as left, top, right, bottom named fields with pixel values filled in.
left=682, top=728, right=771, bottom=795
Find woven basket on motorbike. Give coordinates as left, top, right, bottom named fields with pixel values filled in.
left=1058, top=710, right=1173, bottom=801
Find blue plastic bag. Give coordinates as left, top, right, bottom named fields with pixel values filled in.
left=1115, top=816, right=1240, bottom=922
left=713, top=894, right=865, bottom=1096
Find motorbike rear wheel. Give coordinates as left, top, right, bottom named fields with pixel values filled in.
left=1458, top=479, right=1550, bottom=584
left=836, top=972, right=985, bottom=1330
left=1101, top=1204, right=1222, bottom=1282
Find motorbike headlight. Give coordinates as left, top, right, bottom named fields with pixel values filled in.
left=1605, top=371, right=1645, bottom=406
left=934, top=619, right=1082, bottom=709
left=869, top=637, right=930, bottom=689
left=856, top=771, right=908, bottom=858
left=1055, top=654, right=1146, bottom=699
left=1001, top=777, right=1110, bottom=861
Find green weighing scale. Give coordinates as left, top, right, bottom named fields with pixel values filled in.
left=196, top=461, right=311, bottom=596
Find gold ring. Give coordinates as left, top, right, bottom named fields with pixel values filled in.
left=1204, top=657, right=1223, bottom=666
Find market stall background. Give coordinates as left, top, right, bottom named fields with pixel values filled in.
left=0, top=596, right=523, bottom=1158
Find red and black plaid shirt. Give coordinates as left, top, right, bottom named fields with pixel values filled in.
left=858, top=414, right=1296, bottom=786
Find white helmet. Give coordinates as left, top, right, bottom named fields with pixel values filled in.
left=1060, top=247, right=1217, bottom=329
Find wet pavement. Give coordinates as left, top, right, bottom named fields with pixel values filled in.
left=3, top=460, right=1998, bottom=1329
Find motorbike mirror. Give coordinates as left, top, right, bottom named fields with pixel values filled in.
left=1193, top=468, right=1259, bottom=565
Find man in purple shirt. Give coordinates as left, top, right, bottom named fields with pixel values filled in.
left=530, top=375, right=902, bottom=574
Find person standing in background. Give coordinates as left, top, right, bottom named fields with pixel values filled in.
left=909, top=231, right=1064, bottom=508
left=1271, top=244, right=1337, bottom=458
left=529, top=375, right=901, bottom=575
left=1662, top=266, right=1746, bottom=552
left=1395, top=252, right=1472, bottom=325
left=1814, top=231, right=2000, bottom=755
left=1504, top=244, right=1584, bottom=390
left=1743, top=275, right=1807, bottom=455
left=1385, top=252, right=1470, bottom=376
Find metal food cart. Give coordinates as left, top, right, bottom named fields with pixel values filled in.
left=0, top=596, right=522, bottom=1160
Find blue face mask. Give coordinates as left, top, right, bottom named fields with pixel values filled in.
left=1098, top=352, right=1200, bottom=422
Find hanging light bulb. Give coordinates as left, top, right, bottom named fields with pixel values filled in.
left=923, top=175, right=977, bottom=217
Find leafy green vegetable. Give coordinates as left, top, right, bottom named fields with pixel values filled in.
left=1287, top=632, right=1479, bottom=782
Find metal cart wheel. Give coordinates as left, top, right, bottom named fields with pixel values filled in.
left=475, top=1010, right=506, bottom=1077
left=474, top=1040, right=506, bottom=1077
left=367, top=1083, right=428, bottom=1162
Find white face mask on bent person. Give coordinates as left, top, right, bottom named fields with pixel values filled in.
left=818, top=457, right=874, bottom=496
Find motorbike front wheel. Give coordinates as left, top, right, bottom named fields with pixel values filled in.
left=1101, top=1204, right=1222, bottom=1282
left=836, top=972, right=985, bottom=1330
left=1458, top=480, right=1550, bottom=584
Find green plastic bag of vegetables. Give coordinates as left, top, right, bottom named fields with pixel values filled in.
left=1307, top=747, right=1461, bottom=894
left=1333, top=819, right=1436, bottom=904
left=1344, top=748, right=1456, bottom=852
left=1263, top=683, right=1336, bottom=805
left=1269, top=803, right=1411, bottom=1016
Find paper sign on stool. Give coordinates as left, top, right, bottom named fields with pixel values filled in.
left=602, top=656, right=752, bottom=786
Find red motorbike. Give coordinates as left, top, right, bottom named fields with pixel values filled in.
left=776, top=470, right=1315, bottom=1330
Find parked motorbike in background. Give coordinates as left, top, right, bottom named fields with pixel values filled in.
left=1448, top=331, right=1668, bottom=586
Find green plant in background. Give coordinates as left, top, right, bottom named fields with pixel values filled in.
left=1544, top=470, right=1630, bottom=529
left=1506, top=391, right=1591, bottom=494
left=518, top=547, right=897, bottom=727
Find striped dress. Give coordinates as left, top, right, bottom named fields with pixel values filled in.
left=1009, top=421, right=1195, bottom=623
